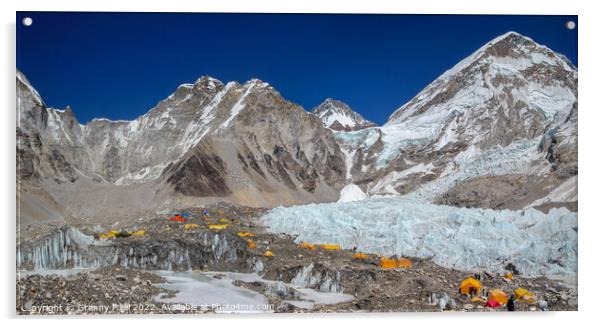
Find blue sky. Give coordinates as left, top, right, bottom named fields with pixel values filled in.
left=16, top=13, right=577, bottom=125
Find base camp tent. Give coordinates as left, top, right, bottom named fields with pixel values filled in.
left=488, top=289, right=509, bottom=305
left=459, top=277, right=481, bottom=295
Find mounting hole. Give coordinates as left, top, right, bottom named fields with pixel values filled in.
left=566, top=21, right=576, bottom=30
left=22, top=17, right=33, bottom=26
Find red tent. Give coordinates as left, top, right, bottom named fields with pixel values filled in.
left=169, top=215, right=187, bottom=222
left=485, top=299, right=501, bottom=308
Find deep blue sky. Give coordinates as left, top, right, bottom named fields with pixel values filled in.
left=16, top=13, right=577, bottom=125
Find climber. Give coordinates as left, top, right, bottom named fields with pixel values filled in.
left=507, top=294, right=515, bottom=312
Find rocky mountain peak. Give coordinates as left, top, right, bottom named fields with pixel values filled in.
left=243, top=78, right=273, bottom=91
left=387, top=31, right=577, bottom=126
left=312, top=98, right=376, bottom=131
left=194, top=75, right=224, bottom=91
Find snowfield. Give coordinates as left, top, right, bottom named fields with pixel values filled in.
left=337, top=184, right=368, bottom=203
left=261, top=197, right=577, bottom=277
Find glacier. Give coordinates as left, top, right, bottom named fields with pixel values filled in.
left=260, top=197, right=577, bottom=277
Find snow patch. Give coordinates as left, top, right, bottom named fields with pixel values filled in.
left=219, top=83, right=254, bottom=129
left=338, top=184, right=367, bottom=203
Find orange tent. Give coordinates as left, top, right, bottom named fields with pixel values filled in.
left=459, top=277, right=481, bottom=295
left=380, top=257, right=413, bottom=269
left=318, top=244, right=341, bottom=251
left=247, top=240, right=257, bottom=249
left=352, top=253, right=369, bottom=260
left=299, top=242, right=317, bottom=250
left=396, top=258, right=412, bottom=268
left=488, top=289, right=508, bottom=305
left=380, top=258, right=397, bottom=269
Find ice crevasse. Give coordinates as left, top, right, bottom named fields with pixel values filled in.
left=260, top=197, right=577, bottom=277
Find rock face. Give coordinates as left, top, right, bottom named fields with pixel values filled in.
left=17, top=73, right=346, bottom=222
left=335, top=32, right=577, bottom=211
left=312, top=98, right=377, bottom=131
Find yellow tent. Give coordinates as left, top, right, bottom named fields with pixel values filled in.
left=471, top=296, right=486, bottom=303
left=264, top=250, right=273, bottom=257
left=514, top=288, right=536, bottom=302
left=488, top=289, right=509, bottom=305
left=130, top=230, right=146, bottom=236
left=504, top=272, right=513, bottom=280
left=459, top=277, right=481, bottom=295
left=247, top=240, right=257, bottom=249
left=238, top=232, right=256, bottom=237
left=184, top=223, right=199, bottom=230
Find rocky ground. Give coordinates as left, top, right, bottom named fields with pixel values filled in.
left=16, top=203, right=577, bottom=314
left=16, top=266, right=201, bottom=314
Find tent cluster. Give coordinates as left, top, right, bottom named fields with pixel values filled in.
left=295, top=241, right=412, bottom=268
left=458, top=276, right=538, bottom=309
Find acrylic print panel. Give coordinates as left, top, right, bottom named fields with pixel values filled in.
left=16, top=12, right=577, bottom=314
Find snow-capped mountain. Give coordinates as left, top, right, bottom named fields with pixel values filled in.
left=336, top=32, right=577, bottom=211
left=312, top=98, right=377, bottom=131
left=17, top=72, right=346, bottom=219
left=16, top=31, right=578, bottom=222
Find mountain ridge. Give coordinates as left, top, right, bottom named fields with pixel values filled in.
left=16, top=31, right=578, bottom=226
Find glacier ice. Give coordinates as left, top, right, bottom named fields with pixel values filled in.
left=260, top=197, right=577, bottom=277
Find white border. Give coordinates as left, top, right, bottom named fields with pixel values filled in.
left=2, top=1, right=600, bottom=326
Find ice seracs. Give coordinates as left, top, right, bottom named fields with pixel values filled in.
left=261, top=197, right=577, bottom=277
